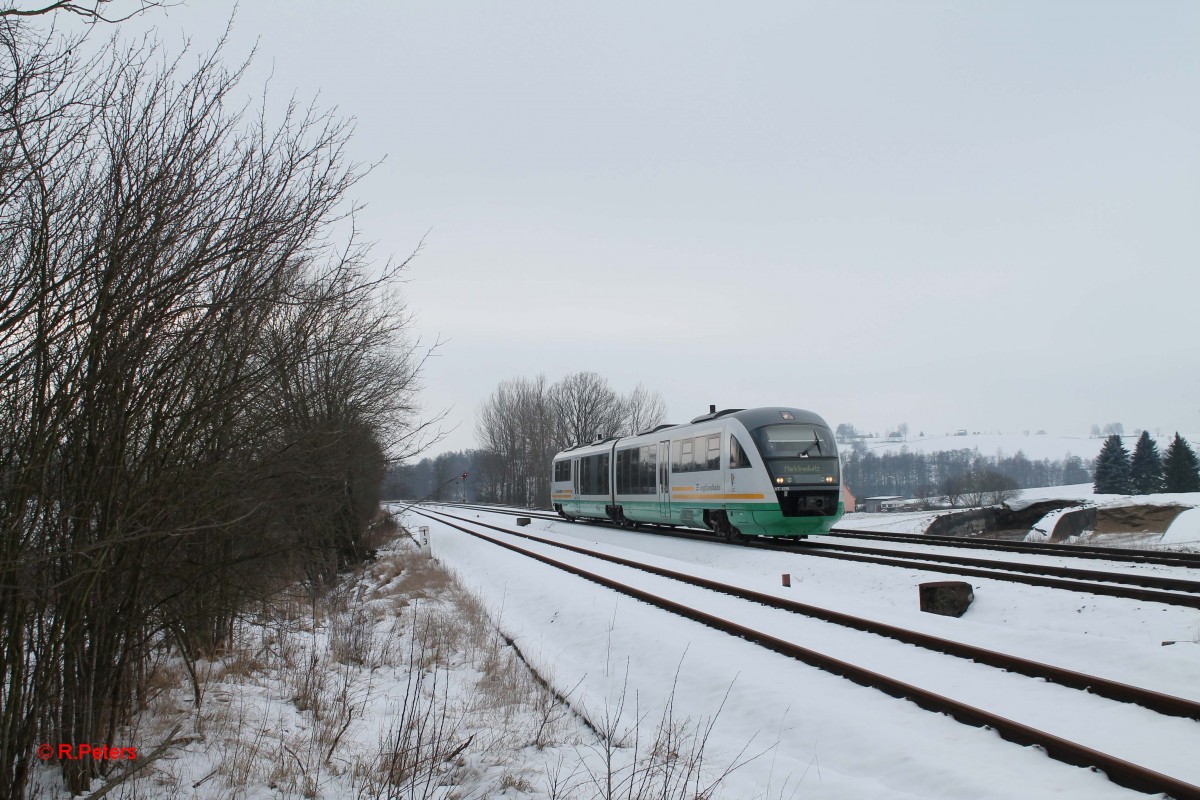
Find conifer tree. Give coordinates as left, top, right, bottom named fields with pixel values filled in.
left=1093, top=434, right=1133, bottom=494
left=1162, top=433, right=1200, bottom=493
left=1130, top=430, right=1164, bottom=494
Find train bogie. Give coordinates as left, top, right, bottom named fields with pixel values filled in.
left=550, top=407, right=843, bottom=539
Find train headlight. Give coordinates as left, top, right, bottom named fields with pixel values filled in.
left=775, top=477, right=784, bottom=484
left=825, top=476, right=835, bottom=484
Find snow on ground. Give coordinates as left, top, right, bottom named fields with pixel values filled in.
left=1013, top=483, right=1200, bottom=511
left=51, top=491, right=1199, bottom=800
left=1162, top=507, right=1200, bottom=548
left=33, top=539, right=626, bottom=800
left=841, top=484, right=1200, bottom=551
left=411, top=506, right=1200, bottom=799
left=1005, top=483, right=1101, bottom=506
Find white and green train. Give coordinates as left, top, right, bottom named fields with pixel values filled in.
left=551, top=407, right=843, bottom=539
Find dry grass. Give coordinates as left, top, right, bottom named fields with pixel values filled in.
left=86, top=522, right=752, bottom=800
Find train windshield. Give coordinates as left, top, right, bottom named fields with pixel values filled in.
left=752, top=424, right=836, bottom=458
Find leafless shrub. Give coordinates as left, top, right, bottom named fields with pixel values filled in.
left=0, top=11, right=433, bottom=797
left=71, top=540, right=653, bottom=800
left=212, top=695, right=273, bottom=795
left=578, top=660, right=757, bottom=800
left=359, top=610, right=472, bottom=800
left=543, top=755, right=586, bottom=800
left=329, top=585, right=384, bottom=667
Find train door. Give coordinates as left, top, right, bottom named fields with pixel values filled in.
left=572, top=457, right=580, bottom=506
left=657, top=440, right=671, bottom=518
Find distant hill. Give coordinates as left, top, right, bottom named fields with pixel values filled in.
left=839, top=432, right=1193, bottom=464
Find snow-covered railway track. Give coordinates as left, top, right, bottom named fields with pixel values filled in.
left=790, top=540, right=1200, bottom=605
left=412, top=506, right=1200, bottom=799
left=446, top=503, right=1200, bottom=570
left=436, top=503, right=1200, bottom=609
left=827, top=527, right=1200, bottom=569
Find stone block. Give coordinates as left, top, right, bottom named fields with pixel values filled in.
left=919, top=581, right=974, bottom=617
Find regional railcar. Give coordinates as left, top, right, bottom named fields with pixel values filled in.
left=550, top=407, right=843, bottom=539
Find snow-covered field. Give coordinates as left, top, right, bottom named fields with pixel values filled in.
left=43, top=487, right=1199, bottom=799
left=844, top=431, right=1196, bottom=463
left=413, top=500, right=1200, bottom=799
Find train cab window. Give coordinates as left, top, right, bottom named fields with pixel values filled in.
left=730, top=435, right=752, bottom=469
left=753, top=424, right=835, bottom=458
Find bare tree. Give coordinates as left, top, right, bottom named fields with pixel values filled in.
left=552, top=371, right=625, bottom=446
left=0, top=1, right=168, bottom=23
left=475, top=374, right=561, bottom=507
left=622, top=382, right=667, bottom=435
left=473, top=373, right=667, bottom=508
left=941, top=474, right=965, bottom=508
left=958, top=467, right=1019, bottom=508
left=0, top=19, right=430, bottom=798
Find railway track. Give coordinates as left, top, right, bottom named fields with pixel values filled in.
left=435, top=503, right=1200, bottom=609
left=827, top=527, right=1200, bottom=569
left=410, top=505, right=1200, bottom=799
left=443, top=502, right=1200, bottom=568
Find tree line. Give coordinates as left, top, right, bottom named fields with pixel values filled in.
left=0, top=12, right=426, bottom=797
left=457, top=372, right=666, bottom=508
left=1093, top=432, right=1200, bottom=494
left=840, top=447, right=1092, bottom=506
left=383, top=449, right=489, bottom=503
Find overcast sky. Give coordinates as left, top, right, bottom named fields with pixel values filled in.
left=111, top=1, right=1198, bottom=453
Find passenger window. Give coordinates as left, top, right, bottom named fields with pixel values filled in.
left=642, top=445, right=655, bottom=492
left=707, top=435, right=720, bottom=470
left=730, top=435, right=751, bottom=469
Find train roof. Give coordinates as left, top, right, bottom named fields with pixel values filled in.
left=551, top=407, right=833, bottom=460
left=716, top=407, right=832, bottom=430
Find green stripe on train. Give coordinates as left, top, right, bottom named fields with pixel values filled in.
left=557, top=498, right=843, bottom=536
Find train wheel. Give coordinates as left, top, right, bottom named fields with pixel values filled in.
left=712, top=511, right=744, bottom=543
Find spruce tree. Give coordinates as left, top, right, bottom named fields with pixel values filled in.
left=1162, top=433, right=1200, bottom=493
left=1130, top=430, right=1164, bottom=494
left=1093, top=434, right=1133, bottom=494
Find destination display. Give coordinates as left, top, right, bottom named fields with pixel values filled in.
left=769, top=459, right=838, bottom=483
